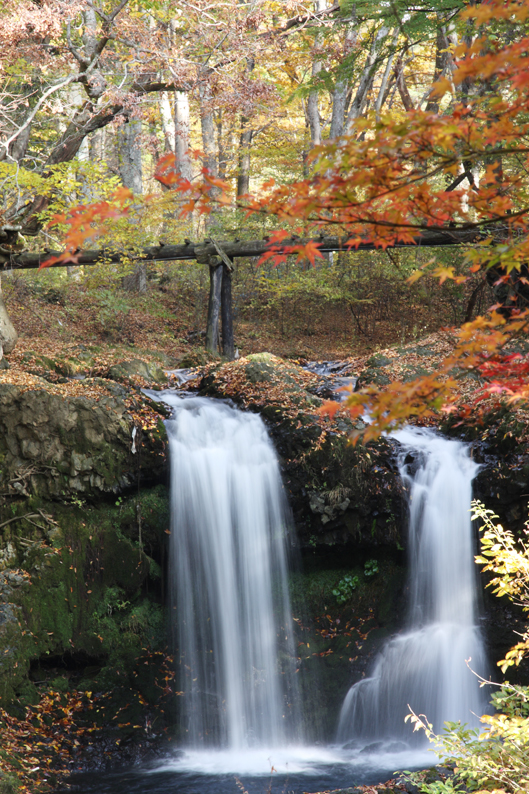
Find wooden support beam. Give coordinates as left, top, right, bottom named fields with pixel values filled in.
left=205, top=264, right=223, bottom=354
left=221, top=261, right=235, bottom=360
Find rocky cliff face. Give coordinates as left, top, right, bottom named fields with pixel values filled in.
left=199, top=352, right=405, bottom=551
left=0, top=381, right=165, bottom=500
left=0, top=362, right=172, bottom=769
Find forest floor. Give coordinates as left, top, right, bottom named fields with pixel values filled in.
left=1, top=263, right=471, bottom=368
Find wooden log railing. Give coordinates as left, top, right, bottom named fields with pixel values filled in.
left=0, top=228, right=486, bottom=359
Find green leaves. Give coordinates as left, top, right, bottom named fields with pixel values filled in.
left=332, top=573, right=359, bottom=604
left=364, top=558, right=379, bottom=577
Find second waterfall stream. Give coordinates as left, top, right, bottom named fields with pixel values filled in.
left=338, top=426, right=488, bottom=746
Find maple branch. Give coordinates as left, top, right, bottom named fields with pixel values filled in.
left=85, top=0, right=130, bottom=26
left=131, top=79, right=189, bottom=94
left=66, top=19, right=86, bottom=66
left=270, top=144, right=529, bottom=226
left=269, top=3, right=341, bottom=38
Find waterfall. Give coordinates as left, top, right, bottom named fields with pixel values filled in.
left=337, top=427, right=488, bottom=745
left=164, top=395, right=300, bottom=750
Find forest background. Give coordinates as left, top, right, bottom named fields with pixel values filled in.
left=0, top=0, right=494, bottom=370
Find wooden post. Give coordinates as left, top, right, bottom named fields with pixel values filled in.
left=205, top=263, right=222, bottom=353
left=221, top=261, right=235, bottom=360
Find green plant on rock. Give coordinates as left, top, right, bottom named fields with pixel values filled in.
left=332, top=574, right=359, bottom=605
left=364, top=559, right=379, bottom=577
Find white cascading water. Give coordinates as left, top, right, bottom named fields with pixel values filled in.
left=337, top=427, right=488, bottom=745
left=163, top=395, right=300, bottom=750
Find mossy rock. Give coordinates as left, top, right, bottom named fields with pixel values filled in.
left=178, top=348, right=218, bottom=368
left=366, top=354, right=392, bottom=367
left=0, top=772, right=19, bottom=794
left=0, top=490, right=169, bottom=712
left=108, top=359, right=166, bottom=384
left=20, top=351, right=86, bottom=379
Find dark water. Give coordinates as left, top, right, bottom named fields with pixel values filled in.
left=68, top=746, right=434, bottom=794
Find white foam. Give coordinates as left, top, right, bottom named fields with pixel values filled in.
left=150, top=745, right=436, bottom=777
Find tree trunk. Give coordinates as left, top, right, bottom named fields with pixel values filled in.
left=306, top=0, right=327, bottom=147
left=395, top=56, right=414, bottom=111
left=425, top=22, right=449, bottom=113
left=117, top=119, right=143, bottom=194
left=237, top=122, right=253, bottom=197
left=216, top=112, right=228, bottom=181
left=221, top=263, right=234, bottom=359
left=199, top=80, right=219, bottom=230
left=329, top=14, right=358, bottom=140
left=117, top=118, right=145, bottom=291
left=90, top=125, right=105, bottom=162
left=345, top=25, right=391, bottom=132
left=175, top=91, right=192, bottom=180
left=374, top=32, right=398, bottom=119
left=0, top=276, right=18, bottom=355
left=199, top=83, right=218, bottom=179
left=236, top=56, right=255, bottom=196
left=159, top=91, right=175, bottom=152
left=122, top=265, right=148, bottom=293
left=206, top=264, right=222, bottom=353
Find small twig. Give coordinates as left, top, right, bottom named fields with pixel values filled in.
left=0, top=513, right=41, bottom=530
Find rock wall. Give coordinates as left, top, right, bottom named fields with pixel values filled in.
left=0, top=382, right=166, bottom=500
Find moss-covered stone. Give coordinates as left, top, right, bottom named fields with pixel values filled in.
left=289, top=555, right=405, bottom=739
left=107, top=359, right=166, bottom=385
left=0, top=489, right=170, bottom=717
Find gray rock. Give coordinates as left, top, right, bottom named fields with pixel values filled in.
left=108, top=359, right=166, bottom=384
left=0, top=382, right=166, bottom=499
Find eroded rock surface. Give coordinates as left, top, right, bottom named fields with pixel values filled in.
left=0, top=382, right=166, bottom=499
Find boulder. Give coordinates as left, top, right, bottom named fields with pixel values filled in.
left=107, top=358, right=166, bottom=384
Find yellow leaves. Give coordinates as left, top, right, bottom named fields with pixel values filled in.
left=498, top=640, right=529, bottom=673
left=429, top=76, right=453, bottom=100
left=472, top=500, right=529, bottom=672
left=407, top=269, right=424, bottom=284
left=43, top=187, right=134, bottom=269
left=462, top=0, right=529, bottom=25
left=431, top=265, right=456, bottom=284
